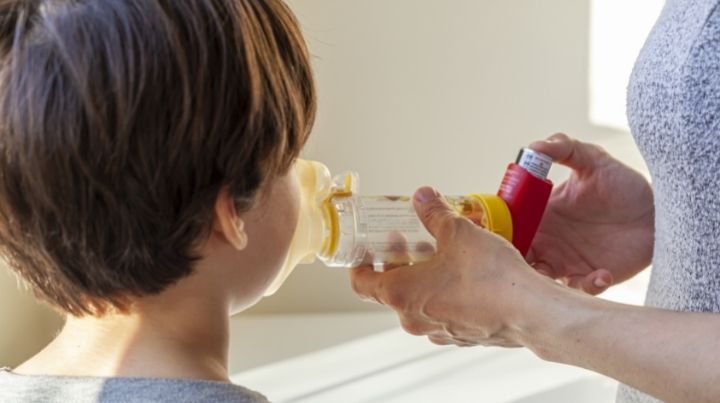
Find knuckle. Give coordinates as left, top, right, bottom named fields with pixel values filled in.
left=383, top=285, right=407, bottom=309
left=549, top=132, right=570, bottom=142
left=428, top=336, right=448, bottom=346
left=419, top=200, right=446, bottom=221
left=436, top=215, right=462, bottom=239
left=349, top=270, right=383, bottom=303
left=349, top=276, right=364, bottom=296
left=586, top=283, right=603, bottom=296
left=400, top=319, right=427, bottom=336
left=591, top=143, right=607, bottom=153
left=587, top=142, right=609, bottom=159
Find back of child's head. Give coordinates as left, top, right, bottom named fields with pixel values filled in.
left=0, top=0, right=316, bottom=316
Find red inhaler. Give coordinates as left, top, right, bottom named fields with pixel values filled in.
left=497, top=148, right=554, bottom=257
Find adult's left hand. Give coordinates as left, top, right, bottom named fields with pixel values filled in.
left=528, top=134, right=654, bottom=294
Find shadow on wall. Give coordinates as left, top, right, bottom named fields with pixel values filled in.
left=0, top=267, right=63, bottom=367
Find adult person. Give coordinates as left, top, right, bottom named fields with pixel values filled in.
left=351, top=1, right=720, bottom=402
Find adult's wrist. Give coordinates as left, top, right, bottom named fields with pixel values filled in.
left=511, top=275, right=603, bottom=363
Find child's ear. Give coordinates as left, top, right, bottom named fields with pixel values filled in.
left=213, top=187, right=248, bottom=251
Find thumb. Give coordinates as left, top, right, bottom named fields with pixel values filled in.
left=412, top=187, right=459, bottom=242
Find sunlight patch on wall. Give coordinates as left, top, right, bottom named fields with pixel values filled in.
left=589, top=0, right=664, bottom=131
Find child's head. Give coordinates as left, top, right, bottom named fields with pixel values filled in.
left=0, top=0, right=315, bottom=316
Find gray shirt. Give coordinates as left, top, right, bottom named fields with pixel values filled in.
left=0, top=368, right=269, bottom=403
left=620, top=0, right=720, bottom=402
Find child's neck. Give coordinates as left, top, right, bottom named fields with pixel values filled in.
left=15, top=280, right=232, bottom=382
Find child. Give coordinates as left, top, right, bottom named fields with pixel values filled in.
left=0, top=0, right=315, bottom=402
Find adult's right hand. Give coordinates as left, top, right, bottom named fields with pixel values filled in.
left=528, top=133, right=654, bottom=294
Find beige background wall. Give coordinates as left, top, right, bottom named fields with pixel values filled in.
left=0, top=0, right=650, bottom=366
left=248, top=0, right=628, bottom=314
left=0, top=269, right=63, bottom=367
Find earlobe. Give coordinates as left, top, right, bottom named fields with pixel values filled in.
left=234, top=218, right=248, bottom=250
left=214, top=188, right=250, bottom=251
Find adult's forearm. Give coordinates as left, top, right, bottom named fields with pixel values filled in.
left=517, top=282, right=720, bottom=403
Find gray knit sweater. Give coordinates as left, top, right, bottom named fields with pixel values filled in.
left=0, top=369, right=269, bottom=403
left=620, top=0, right=720, bottom=402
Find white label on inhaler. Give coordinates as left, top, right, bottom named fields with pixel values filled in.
left=517, top=148, right=552, bottom=179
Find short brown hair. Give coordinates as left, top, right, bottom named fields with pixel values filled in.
left=0, top=0, right=316, bottom=316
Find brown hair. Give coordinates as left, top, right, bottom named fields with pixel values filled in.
left=0, top=0, right=316, bottom=316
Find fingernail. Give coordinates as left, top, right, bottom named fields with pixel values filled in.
left=414, top=187, right=437, bottom=204
left=593, top=277, right=609, bottom=288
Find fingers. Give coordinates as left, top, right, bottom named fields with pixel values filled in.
left=531, top=255, right=614, bottom=295
left=528, top=133, right=606, bottom=174
left=428, top=335, right=454, bottom=346
left=350, top=266, right=385, bottom=304
left=412, top=187, right=460, bottom=243
left=566, top=269, right=614, bottom=295
left=428, top=335, right=491, bottom=348
left=350, top=263, right=419, bottom=307
left=415, top=241, right=436, bottom=253
left=400, top=318, right=442, bottom=336
left=383, top=231, right=412, bottom=271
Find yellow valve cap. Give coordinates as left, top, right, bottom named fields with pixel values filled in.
left=468, top=193, right=513, bottom=242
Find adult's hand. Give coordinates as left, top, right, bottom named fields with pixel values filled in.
left=349, top=148, right=720, bottom=403
left=528, top=133, right=654, bottom=294
left=350, top=187, right=551, bottom=347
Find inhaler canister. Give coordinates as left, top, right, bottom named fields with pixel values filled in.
left=498, top=148, right=554, bottom=256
